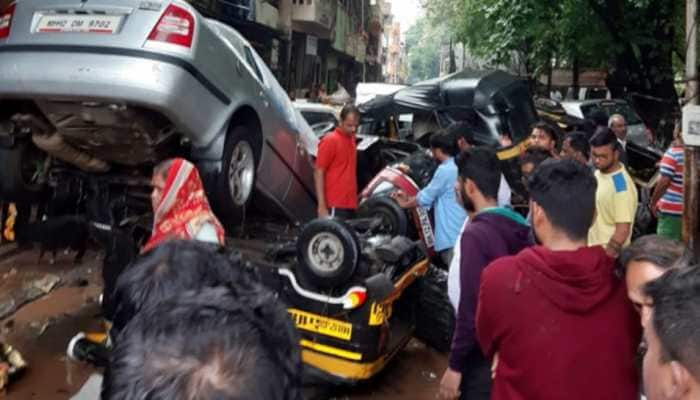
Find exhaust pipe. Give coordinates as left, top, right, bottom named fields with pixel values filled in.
left=12, top=114, right=110, bottom=173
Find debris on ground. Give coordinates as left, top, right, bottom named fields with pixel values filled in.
left=32, top=274, right=61, bottom=294
left=0, top=342, right=28, bottom=391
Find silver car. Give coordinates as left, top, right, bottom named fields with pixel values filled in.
left=0, top=0, right=319, bottom=224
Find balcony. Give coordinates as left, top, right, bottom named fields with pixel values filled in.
left=292, top=0, right=336, bottom=38
left=255, top=0, right=279, bottom=30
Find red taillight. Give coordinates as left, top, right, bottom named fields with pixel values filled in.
left=147, top=4, right=194, bottom=48
left=0, top=3, right=16, bottom=40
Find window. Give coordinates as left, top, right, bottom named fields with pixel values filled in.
left=244, top=46, right=264, bottom=83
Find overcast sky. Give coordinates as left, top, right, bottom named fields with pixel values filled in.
left=390, top=0, right=423, bottom=35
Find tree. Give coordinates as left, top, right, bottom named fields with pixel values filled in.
left=424, top=0, right=683, bottom=131
left=404, top=16, right=446, bottom=83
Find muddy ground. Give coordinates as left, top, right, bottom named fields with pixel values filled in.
left=0, top=243, right=447, bottom=400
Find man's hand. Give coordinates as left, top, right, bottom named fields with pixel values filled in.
left=605, top=239, right=622, bottom=258
left=648, top=203, right=658, bottom=219
left=317, top=206, right=329, bottom=218
left=439, top=368, right=462, bottom=400
left=499, top=134, right=513, bottom=148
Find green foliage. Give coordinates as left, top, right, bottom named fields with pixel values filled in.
left=404, top=16, right=446, bottom=83
left=422, top=0, right=684, bottom=101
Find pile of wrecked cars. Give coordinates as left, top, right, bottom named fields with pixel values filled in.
left=0, top=0, right=663, bottom=384
left=0, top=0, right=435, bottom=384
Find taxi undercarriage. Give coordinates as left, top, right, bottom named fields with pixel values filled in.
left=236, top=217, right=430, bottom=384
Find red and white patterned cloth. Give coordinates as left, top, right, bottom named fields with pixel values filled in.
left=143, top=158, right=225, bottom=252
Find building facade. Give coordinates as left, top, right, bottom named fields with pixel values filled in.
left=184, top=0, right=391, bottom=99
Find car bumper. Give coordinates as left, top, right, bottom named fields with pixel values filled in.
left=0, top=45, right=229, bottom=149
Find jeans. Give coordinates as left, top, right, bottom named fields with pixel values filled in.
left=459, top=350, right=493, bottom=400
left=329, top=208, right=356, bottom=220
left=439, top=248, right=454, bottom=269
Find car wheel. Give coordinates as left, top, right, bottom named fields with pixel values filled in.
left=414, top=264, right=455, bottom=353
left=358, top=196, right=409, bottom=237
left=217, top=124, right=259, bottom=228
left=297, top=218, right=359, bottom=289
left=0, top=142, right=46, bottom=201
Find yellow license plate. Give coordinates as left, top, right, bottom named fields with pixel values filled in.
left=288, top=308, right=352, bottom=341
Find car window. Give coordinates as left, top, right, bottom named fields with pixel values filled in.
left=244, top=46, right=264, bottom=83
left=301, top=111, right=337, bottom=126
left=580, top=102, right=642, bottom=125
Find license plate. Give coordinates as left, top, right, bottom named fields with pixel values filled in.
left=288, top=308, right=352, bottom=341
left=415, top=207, right=435, bottom=248
left=36, top=14, right=123, bottom=34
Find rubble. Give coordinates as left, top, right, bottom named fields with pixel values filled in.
left=32, top=274, right=61, bottom=294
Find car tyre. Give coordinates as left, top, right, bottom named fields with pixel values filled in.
left=414, top=264, right=455, bottom=353
left=0, top=142, right=46, bottom=202
left=217, top=124, right=259, bottom=228
left=358, top=196, right=409, bottom=237
left=297, top=218, right=359, bottom=289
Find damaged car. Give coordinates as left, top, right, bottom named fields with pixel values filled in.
left=0, top=0, right=320, bottom=226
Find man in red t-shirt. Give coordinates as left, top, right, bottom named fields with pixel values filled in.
left=314, top=104, right=360, bottom=219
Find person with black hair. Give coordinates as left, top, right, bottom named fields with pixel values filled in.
left=109, top=240, right=254, bottom=338
left=528, top=122, right=559, bottom=158
left=393, top=132, right=466, bottom=266
left=520, top=147, right=552, bottom=184
left=439, top=147, right=531, bottom=400
left=560, top=131, right=591, bottom=166
left=476, top=159, right=641, bottom=400
left=588, top=128, right=638, bottom=256
left=643, top=265, right=700, bottom=400
left=620, top=235, right=688, bottom=316
left=449, top=123, right=511, bottom=207
left=315, top=103, right=360, bottom=219
left=103, top=286, right=301, bottom=400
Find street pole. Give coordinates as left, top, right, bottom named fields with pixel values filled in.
left=362, top=0, right=367, bottom=82
left=684, top=0, right=700, bottom=259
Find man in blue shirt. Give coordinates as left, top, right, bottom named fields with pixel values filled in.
left=393, top=132, right=467, bottom=266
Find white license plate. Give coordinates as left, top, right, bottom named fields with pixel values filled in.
left=36, top=14, right=123, bottom=34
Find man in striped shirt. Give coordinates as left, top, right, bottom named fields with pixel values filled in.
left=650, top=127, right=684, bottom=241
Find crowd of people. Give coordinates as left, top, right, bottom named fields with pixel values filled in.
left=1, top=103, right=694, bottom=399
left=313, top=105, right=697, bottom=400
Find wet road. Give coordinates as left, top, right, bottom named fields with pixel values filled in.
left=0, top=244, right=447, bottom=399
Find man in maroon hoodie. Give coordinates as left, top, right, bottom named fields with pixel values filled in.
left=476, top=159, right=641, bottom=400
left=439, top=147, right=532, bottom=400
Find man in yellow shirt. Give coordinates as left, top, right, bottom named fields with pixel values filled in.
left=588, top=129, right=638, bottom=257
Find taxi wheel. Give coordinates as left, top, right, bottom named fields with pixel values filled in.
left=414, top=264, right=455, bottom=353
left=297, top=218, right=359, bottom=289
left=358, top=195, right=408, bottom=237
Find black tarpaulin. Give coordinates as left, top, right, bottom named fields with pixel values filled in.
left=359, top=69, right=523, bottom=119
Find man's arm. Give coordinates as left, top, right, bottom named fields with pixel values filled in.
left=314, top=168, right=328, bottom=218
left=606, top=223, right=631, bottom=257
left=649, top=148, right=678, bottom=217
left=314, top=137, right=336, bottom=218
left=415, top=166, right=447, bottom=209
left=648, top=175, right=671, bottom=217
left=476, top=262, right=505, bottom=359
left=447, top=230, right=489, bottom=371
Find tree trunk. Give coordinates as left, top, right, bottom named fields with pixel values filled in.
left=572, top=54, right=580, bottom=100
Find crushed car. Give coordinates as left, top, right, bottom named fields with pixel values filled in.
left=0, top=0, right=320, bottom=227
left=252, top=217, right=430, bottom=384
left=356, top=70, right=539, bottom=251
left=0, top=1, right=451, bottom=383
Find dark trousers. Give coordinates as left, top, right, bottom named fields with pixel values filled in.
left=329, top=207, right=356, bottom=220
left=459, top=350, right=492, bottom=400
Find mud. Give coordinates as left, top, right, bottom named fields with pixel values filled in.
left=0, top=244, right=448, bottom=399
